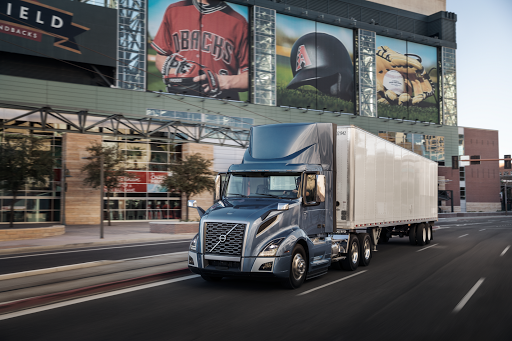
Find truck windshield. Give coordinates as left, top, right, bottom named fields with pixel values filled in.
left=225, top=173, right=301, bottom=199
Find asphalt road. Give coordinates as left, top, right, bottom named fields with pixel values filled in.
left=1, top=217, right=511, bottom=340
left=0, top=240, right=191, bottom=275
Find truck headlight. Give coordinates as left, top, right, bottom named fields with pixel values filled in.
left=258, top=238, right=285, bottom=257
left=189, top=234, right=198, bottom=252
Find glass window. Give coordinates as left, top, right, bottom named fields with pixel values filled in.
left=225, top=173, right=301, bottom=199
left=304, top=174, right=317, bottom=204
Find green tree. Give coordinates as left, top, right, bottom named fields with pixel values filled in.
left=0, top=135, right=55, bottom=227
left=81, top=143, right=130, bottom=226
left=162, top=153, right=215, bottom=221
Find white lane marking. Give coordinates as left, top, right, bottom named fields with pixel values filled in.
left=0, top=241, right=189, bottom=260
left=453, top=278, right=485, bottom=313
left=0, top=274, right=200, bottom=321
left=479, top=229, right=486, bottom=231
left=416, top=243, right=439, bottom=252
left=500, top=246, right=510, bottom=257
left=458, top=234, right=468, bottom=238
left=297, top=271, right=367, bottom=296
left=436, top=226, right=451, bottom=230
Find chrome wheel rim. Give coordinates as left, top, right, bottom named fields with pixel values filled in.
left=422, top=228, right=426, bottom=242
left=351, top=241, right=359, bottom=264
left=364, top=240, right=371, bottom=260
left=292, top=253, right=306, bottom=281
left=427, top=227, right=431, bottom=240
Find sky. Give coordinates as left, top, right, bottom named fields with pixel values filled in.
left=446, top=0, right=512, bottom=157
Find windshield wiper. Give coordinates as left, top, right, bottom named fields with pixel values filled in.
left=226, top=193, right=249, bottom=198
left=253, top=193, right=282, bottom=199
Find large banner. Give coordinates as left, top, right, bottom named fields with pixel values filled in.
left=147, top=0, right=249, bottom=101
left=0, top=0, right=116, bottom=66
left=276, top=14, right=354, bottom=112
left=376, top=36, right=439, bottom=123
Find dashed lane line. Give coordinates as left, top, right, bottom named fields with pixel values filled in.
left=458, top=234, right=468, bottom=238
left=453, top=278, right=485, bottom=313
left=479, top=229, right=486, bottom=231
left=297, top=271, right=367, bottom=296
left=416, top=243, right=439, bottom=252
left=0, top=275, right=200, bottom=321
left=500, top=246, right=510, bottom=257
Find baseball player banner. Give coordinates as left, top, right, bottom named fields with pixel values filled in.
left=147, top=0, right=249, bottom=101
left=376, top=35, right=439, bottom=123
left=276, top=14, right=355, bottom=112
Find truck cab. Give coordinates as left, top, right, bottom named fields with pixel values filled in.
left=188, top=123, right=337, bottom=288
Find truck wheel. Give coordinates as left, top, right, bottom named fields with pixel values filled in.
left=416, top=223, right=427, bottom=246
left=379, top=228, right=390, bottom=244
left=201, top=274, right=223, bottom=282
left=283, top=244, right=307, bottom=289
left=358, top=234, right=372, bottom=266
left=426, top=225, right=432, bottom=244
left=408, top=225, right=417, bottom=245
left=341, top=235, right=359, bottom=271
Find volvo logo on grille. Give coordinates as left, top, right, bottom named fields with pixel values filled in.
left=219, top=235, right=227, bottom=243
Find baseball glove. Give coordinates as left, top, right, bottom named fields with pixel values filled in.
left=376, top=46, right=435, bottom=106
left=161, top=53, right=221, bottom=97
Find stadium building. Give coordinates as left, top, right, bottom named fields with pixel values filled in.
left=0, top=0, right=501, bottom=225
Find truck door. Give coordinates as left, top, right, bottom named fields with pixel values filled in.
left=301, top=173, right=326, bottom=234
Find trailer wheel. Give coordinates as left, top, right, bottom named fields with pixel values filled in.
left=201, top=274, right=223, bottom=282
left=283, top=244, right=307, bottom=289
left=358, top=234, right=372, bottom=266
left=416, top=223, right=427, bottom=246
left=408, top=225, right=417, bottom=245
left=379, top=228, right=390, bottom=244
left=426, top=225, right=432, bottom=244
left=341, top=235, right=359, bottom=271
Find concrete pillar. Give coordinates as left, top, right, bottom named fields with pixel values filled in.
left=63, top=133, right=102, bottom=225
left=181, top=143, right=214, bottom=221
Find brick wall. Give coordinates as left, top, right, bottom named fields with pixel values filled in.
left=0, top=226, right=65, bottom=241
left=64, top=133, right=102, bottom=225
left=463, top=128, right=500, bottom=205
left=181, top=143, right=214, bottom=221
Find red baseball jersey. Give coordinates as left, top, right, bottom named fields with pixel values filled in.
left=152, top=0, right=249, bottom=99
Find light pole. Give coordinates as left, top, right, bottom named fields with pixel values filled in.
left=82, top=154, right=104, bottom=238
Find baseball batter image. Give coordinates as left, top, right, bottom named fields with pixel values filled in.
left=152, top=0, right=249, bottom=100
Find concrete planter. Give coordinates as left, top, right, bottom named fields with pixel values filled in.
left=149, top=222, right=199, bottom=234
left=0, top=225, right=65, bottom=241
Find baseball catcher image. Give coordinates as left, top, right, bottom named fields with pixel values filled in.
left=152, top=0, right=249, bottom=100
left=376, top=45, right=435, bottom=106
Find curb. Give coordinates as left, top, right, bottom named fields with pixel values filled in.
left=0, top=266, right=190, bottom=316
left=0, top=260, right=120, bottom=281
left=0, top=252, right=188, bottom=281
left=0, top=234, right=196, bottom=255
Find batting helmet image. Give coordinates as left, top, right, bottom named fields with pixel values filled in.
left=287, top=33, right=354, bottom=101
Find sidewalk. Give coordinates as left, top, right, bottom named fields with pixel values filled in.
left=0, top=222, right=196, bottom=255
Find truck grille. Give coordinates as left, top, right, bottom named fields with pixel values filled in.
left=204, top=222, right=246, bottom=256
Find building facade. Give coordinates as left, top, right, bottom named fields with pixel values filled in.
left=0, top=0, right=499, bottom=224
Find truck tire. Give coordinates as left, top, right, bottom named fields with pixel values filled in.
left=408, top=225, right=417, bottom=245
left=426, top=225, right=432, bottom=244
left=283, top=244, right=307, bottom=289
left=201, top=274, right=223, bottom=282
left=341, top=235, right=359, bottom=271
left=416, top=223, right=427, bottom=246
left=358, top=233, right=372, bottom=266
left=379, top=228, right=390, bottom=244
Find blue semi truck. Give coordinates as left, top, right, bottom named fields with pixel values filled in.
left=188, top=123, right=438, bottom=288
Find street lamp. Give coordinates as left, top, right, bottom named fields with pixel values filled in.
left=82, top=154, right=104, bottom=238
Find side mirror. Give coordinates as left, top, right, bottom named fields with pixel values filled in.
left=214, top=175, right=222, bottom=201
left=277, top=203, right=289, bottom=211
left=316, top=175, right=325, bottom=203
left=188, top=200, right=205, bottom=217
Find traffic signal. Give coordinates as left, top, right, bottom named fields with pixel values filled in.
left=452, top=156, right=459, bottom=170
left=505, top=155, right=511, bottom=169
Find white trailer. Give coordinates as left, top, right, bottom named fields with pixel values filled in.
left=335, top=125, right=438, bottom=246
